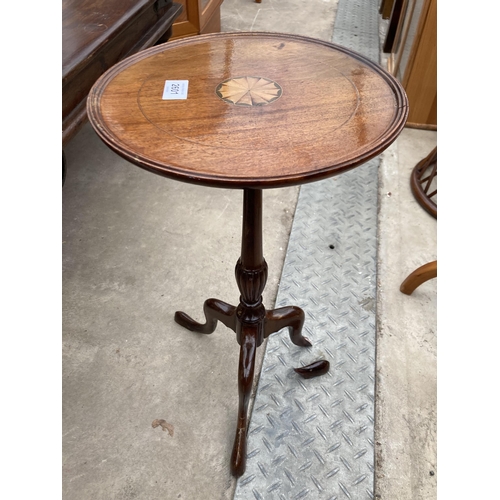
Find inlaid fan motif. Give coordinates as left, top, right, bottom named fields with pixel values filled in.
left=216, top=76, right=282, bottom=106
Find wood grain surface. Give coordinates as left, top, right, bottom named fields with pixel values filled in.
left=87, top=32, right=408, bottom=188
left=62, top=0, right=181, bottom=145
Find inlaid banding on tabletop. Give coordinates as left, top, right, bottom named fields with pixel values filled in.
left=87, top=32, right=407, bottom=188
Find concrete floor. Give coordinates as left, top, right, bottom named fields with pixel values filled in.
left=376, top=128, right=436, bottom=500
left=62, top=1, right=437, bottom=499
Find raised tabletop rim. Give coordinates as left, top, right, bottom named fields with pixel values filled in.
left=87, top=31, right=409, bottom=189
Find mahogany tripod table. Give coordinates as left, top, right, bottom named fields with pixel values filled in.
left=87, top=32, right=408, bottom=477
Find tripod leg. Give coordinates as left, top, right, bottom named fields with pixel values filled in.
left=230, top=324, right=258, bottom=477
left=175, top=298, right=237, bottom=333
left=264, top=306, right=312, bottom=347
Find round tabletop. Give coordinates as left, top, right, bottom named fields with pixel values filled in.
left=87, top=32, right=408, bottom=189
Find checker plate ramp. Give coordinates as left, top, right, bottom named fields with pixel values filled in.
left=234, top=1, right=381, bottom=499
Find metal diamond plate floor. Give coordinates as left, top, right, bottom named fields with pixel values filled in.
left=234, top=1, right=381, bottom=499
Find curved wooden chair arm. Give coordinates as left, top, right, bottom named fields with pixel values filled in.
left=400, top=260, right=437, bottom=295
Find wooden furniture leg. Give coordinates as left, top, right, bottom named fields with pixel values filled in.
left=174, top=189, right=311, bottom=476
left=400, top=147, right=437, bottom=295
left=410, top=146, right=437, bottom=219
left=400, top=260, right=437, bottom=295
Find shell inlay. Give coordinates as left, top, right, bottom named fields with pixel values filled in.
left=216, top=76, right=282, bottom=106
